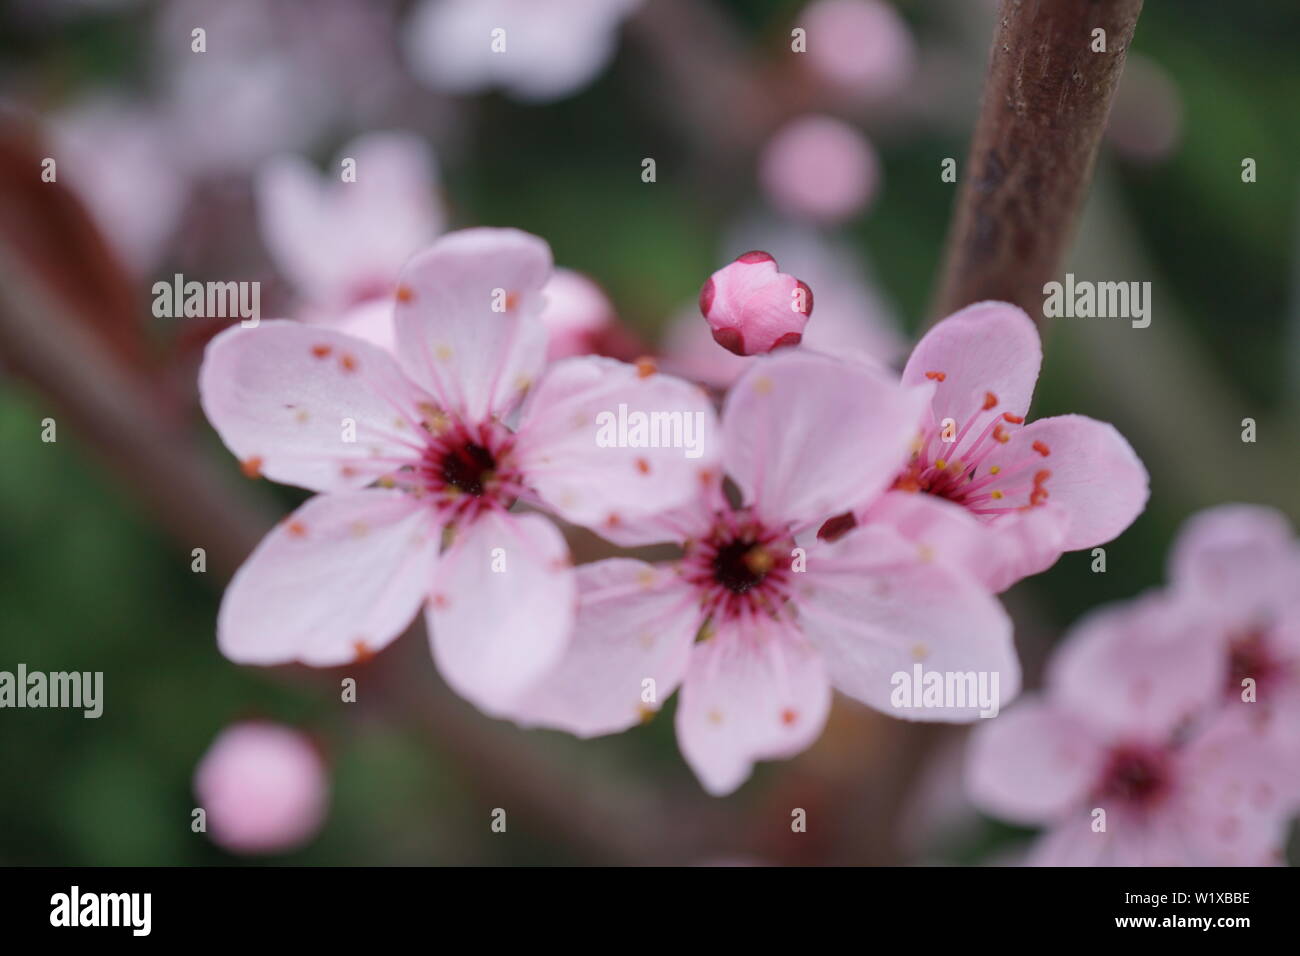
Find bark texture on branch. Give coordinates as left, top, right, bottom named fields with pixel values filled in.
left=932, top=0, right=1144, bottom=322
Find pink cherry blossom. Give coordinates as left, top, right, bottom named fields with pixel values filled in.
left=257, top=131, right=446, bottom=348
left=967, top=592, right=1298, bottom=865
left=200, top=228, right=717, bottom=715
left=862, top=301, right=1149, bottom=592
left=404, top=0, right=642, bottom=103
left=193, top=721, right=328, bottom=855
left=698, top=251, right=813, bottom=356
left=758, top=115, right=879, bottom=225
left=511, top=350, right=1018, bottom=795
left=1167, top=504, right=1300, bottom=759
left=799, top=0, right=916, bottom=102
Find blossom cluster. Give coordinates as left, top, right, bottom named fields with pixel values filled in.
left=968, top=504, right=1300, bottom=865
left=199, top=224, right=1149, bottom=797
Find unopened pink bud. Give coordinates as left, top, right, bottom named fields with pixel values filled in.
left=699, top=251, right=813, bottom=356
left=193, top=721, right=328, bottom=855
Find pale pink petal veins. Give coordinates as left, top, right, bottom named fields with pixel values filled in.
left=510, top=559, right=700, bottom=736
left=965, top=697, right=1106, bottom=826
left=724, top=350, right=929, bottom=531
left=675, top=617, right=832, bottom=796
left=392, top=227, right=552, bottom=423
left=979, top=414, right=1149, bottom=552
left=515, top=355, right=720, bottom=529
left=199, top=321, right=430, bottom=492
left=902, top=301, right=1042, bottom=425
left=218, top=490, right=439, bottom=666
left=795, top=524, right=1019, bottom=721
left=427, top=510, right=576, bottom=715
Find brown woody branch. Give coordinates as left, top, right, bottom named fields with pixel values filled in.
left=931, top=0, right=1144, bottom=322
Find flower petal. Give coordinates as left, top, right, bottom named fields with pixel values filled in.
left=796, top=523, right=1020, bottom=721
left=218, top=490, right=439, bottom=666
left=427, top=509, right=576, bottom=714
left=966, top=696, right=1106, bottom=825
left=515, top=356, right=721, bottom=531
left=1176, top=709, right=1300, bottom=865
left=1168, top=503, right=1298, bottom=601
left=863, top=490, right=1069, bottom=592
left=200, top=321, right=430, bottom=492
left=675, top=618, right=831, bottom=796
left=1048, top=591, right=1224, bottom=741
left=981, top=414, right=1149, bottom=552
left=902, top=301, right=1041, bottom=423
left=510, top=559, right=700, bottom=736
left=392, top=227, right=552, bottom=423
left=724, top=349, right=929, bottom=531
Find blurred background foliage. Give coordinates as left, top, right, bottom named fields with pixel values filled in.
left=0, top=0, right=1297, bottom=865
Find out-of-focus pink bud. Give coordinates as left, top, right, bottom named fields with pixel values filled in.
left=193, top=721, right=328, bottom=855
left=758, top=115, right=879, bottom=225
left=698, top=251, right=813, bottom=356
left=1106, top=54, right=1184, bottom=166
left=540, top=268, right=617, bottom=359
left=800, top=0, right=915, bottom=101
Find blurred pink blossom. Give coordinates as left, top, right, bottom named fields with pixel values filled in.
left=193, top=721, right=328, bottom=855
left=1106, top=54, right=1184, bottom=165
left=200, top=228, right=715, bottom=715
left=799, top=0, right=916, bottom=102
left=51, top=98, right=187, bottom=274
left=968, top=590, right=1298, bottom=865
left=511, top=350, right=1017, bottom=795
left=155, top=0, right=402, bottom=176
left=758, top=115, right=879, bottom=225
left=539, top=267, right=619, bottom=359
left=256, top=131, right=446, bottom=349
left=404, top=0, right=642, bottom=102
left=1168, top=505, right=1300, bottom=758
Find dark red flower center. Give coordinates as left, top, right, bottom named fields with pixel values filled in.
left=712, top=539, right=770, bottom=594
left=1095, top=744, right=1173, bottom=811
left=440, top=440, right=496, bottom=497
left=684, top=510, right=796, bottom=624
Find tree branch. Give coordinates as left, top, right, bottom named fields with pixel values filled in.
left=932, top=0, right=1144, bottom=322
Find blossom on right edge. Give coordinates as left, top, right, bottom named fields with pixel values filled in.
left=859, top=301, right=1150, bottom=592
left=966, top=590, right=1299, bottom=865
